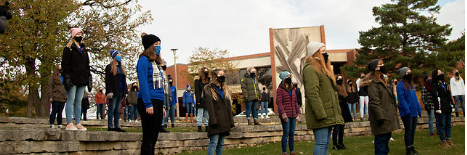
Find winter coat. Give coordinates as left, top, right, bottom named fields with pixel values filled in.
left=105, top=64, right=128, bottom=98
left=127, top=91, right=138, bottom=105
left=136, top=56, right=165, bottom=108
left=82, top=97, right=90, bottom=109
left=432, top=82, right=453, bottom=113
left=195, top=77, right=210, bottom=109
left=261, top=92, right=270, bottom=102
left=47, top=75, right=67, bottom=103
left=183, top=90, right=195, bottom=105
left=450, top=77, right=465, bottom=96
left=357, top=78, right=368, bottom=96
left=421, top=86, right=434, bottom=111
left=204, top=83, right=235, bottom=137
left=360, top=74, right=400, bottom=135
left=397, top=81, right=422, bottom=117
left=95, top=92, right=106, bottom=104
left=276, top=83, right=301, bottom=119
left=241, top=73, right=261, bottom=101
left=61, top=43, right=91, bottom=86
left=302, top=63, right=344, bottom=129
left=338, top=95, right=353, bottom=123
left=346, top=85, right=359, bottom=103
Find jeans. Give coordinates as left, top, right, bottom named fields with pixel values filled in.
left=164, top=105, right=176, bottom=125
left=186, top=103, right=194, bottom=114
left=453, top=95, right=465, bottom=113
left=312, top=127, right=332, bottom=155
left=260, top=101, right=268, bottom=115
left=359, top=96, right=369, bottom=117
left=332, top=124, right=345, bottom=145
left=50, top=101, right=65, bottom=125
left=246, top=100, right=259, bottom=119
left=374, top=132, right=392, bottom=155
left=137, top=98, right=163, bottom=155
left=401, top=116, right=418, bottom=147
left=197, top=108, right=209, bottom=126
left=428, top=109, right=434, bottom=134
left=281, top=118, right=296, bottom=153
left=96, top=104, right=104, bottom=119
left=208, top=133, right=227, bottom=155
left=436, top=113, right=452, bottom=141
left=108, top=91, right=123, bottom=128
left=128, top=105, right=138, bottom=121
left=81, top=108, right=87, bottom=121
left=348, top=103, right=357, bottom=118
left=65, top=85, right=86, bottom=124
left=124, top=105, right=129, bottom=122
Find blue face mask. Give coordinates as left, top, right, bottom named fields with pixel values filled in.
left=155, top=46, right=161, bottom=55
left=115, top=56, right=122, bottom=62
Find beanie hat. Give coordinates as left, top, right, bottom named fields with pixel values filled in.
left=187, top=85, right=190, bottom=88
left=110, top=50, right=119, bottom=58
left=367, top=59, right=380, bottom=71
left=70, top=28, right=83, bottom=38
left=398, top=67, right=410, bottom=77
left=279, top=71, right=291, bottom=81
left=142, top=34, right=161, bottom=50
left=307, top=42, right=325, bottom=56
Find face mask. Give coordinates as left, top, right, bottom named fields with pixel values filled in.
left=438, top=74, right=444, bottom=81
left=322, top=53, right=329, bottom=63
left=337, top=79, right=343, bottom=85
left=284, top=77, right=292, bottom=84
left=161, top=65, right=167, bottom=71
left=394, top=81, right=398, bottom=85
left=187, top=87, right=191, bottom=91
left=115, top=56, right=122, bottom=62
left=204, top=71, right=209, bottom=76
left=59, top=69, right=63, bottom=73
left=250, top=73, right=256, bottom=77
left=154, top=46, right=161, bottom=55
left=99, top=90, right=102, bottom=93
left=74, top=36, right=83, bottom=43
left=217, top=76, right=226, bottom=83
left=169, top=82, right=173, bottom=86
left=361, top=75, right=364, bottom=78
left=378, top=66, right=385, bottom=73
left=349, top=83, right=353, bottom=86
left=293, top=84, right=297, bottom=88
left=456, top=72, right=459, bottom=76
left=404, top=73, right=413, bottom=80
left=263, top=88, right=266, bottom=91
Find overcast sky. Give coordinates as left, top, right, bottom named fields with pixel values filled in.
left=136, top=0, right=465, bottom=66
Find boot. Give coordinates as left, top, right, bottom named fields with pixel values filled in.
left=446, top=139, right=454, bottom=146
left=332, top=144, right=342, bottom=150
left=171, top=124, right=174, bottom=128
left=190, top=114, right=193, bottom=123
left=248, top=119, right=253, bottom=125
left=339, top=143, right=348, bottom=149
left=456, top=112, right=459, bottom=117
left=114, top=125, right=126, bottom=132
left=254, top=119, right=261, bottom=125
left=410, top=146, right=419, bottom=154
left=205, top=126, right=208, bottom=132
left=185, top=115, right=188, bottom=123
left=406, top=147, right=414, bottom=155
left=198, top=126, right=203, bottom=132
left=290, top=152, right=296, bottom=155
left=361, top=117, right=364, bottom=122
left=441, top=141, right=450, bottom=147
left=160, top=125, right=170, bottom=133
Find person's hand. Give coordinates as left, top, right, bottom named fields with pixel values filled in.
left=297, top=115, right=301, bottom=123
left=106, top=93, right=114, bottom=99
left=49, top=98, right=53, bottom=102
left=281, top=113, right=288, bottom=122
left=163, top=109, right=166, bottom=118
left=146, top=107, right=154, bottom=115
left=436, top=110, right=442, bottom=114
left=192, top=104, right=194, bottom=108
left=197, top=103, right=200, bottom=105
left=418, top=113, right=422, bottom=118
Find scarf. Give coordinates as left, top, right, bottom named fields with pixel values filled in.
left=423, top=80, right=432, bottom=92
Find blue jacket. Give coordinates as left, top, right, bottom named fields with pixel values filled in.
left=183, top=90, right=195, bottom=106
left=170, top=86, right=177, bottom=105
left=397, top=80, right=422, bottom=117
left=137, top=56, right=165, bottom=108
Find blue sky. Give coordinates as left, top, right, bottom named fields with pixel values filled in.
left=136, top=0, right=465, bottom=66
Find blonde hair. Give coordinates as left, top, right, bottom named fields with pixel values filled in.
left=110, top=58, right=126, bottom=76
left=304, top=50, right=336, bottom=84
left=66, top=32, right=83, bottom=49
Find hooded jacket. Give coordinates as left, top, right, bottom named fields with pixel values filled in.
left=183, top=90, right=195, bottom=105
left=241, top=73, right=261, bottom=101
left=47, top=74, right=67, bottom=103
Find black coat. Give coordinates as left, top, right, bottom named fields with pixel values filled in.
left=61, top=43, right=90, bottom=86
left=82, top=97, right=90, bottom=109
left=195, top=78, right=209, bottom=109
left=339, top=95, right=353, bottom=123
left=105, top=64, right=128, bottom=96
left=205, top=83, right=234, bottom=137
left=295, top=89, right=302, bottom=106
left=432, top=82, right=453, bottom=113
left=346, top=86, right=359, bottom=103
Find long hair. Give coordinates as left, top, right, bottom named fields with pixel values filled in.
left=304, top=51, right=336, bottom=84
left=52, top=64, right=61, bottom=81
left=402, top=78, right=415, bottom=92
left=110, top=58, right=126, bottom=76
left=66, top=32, right=83, bottom=49
left=139, top=33, right=162, bottom=64
left=336, top=76, right=348, bottom=98
left=280, top=81, right=293, bottom=91
left=346, top=80, right=356, bottom=93
left=200, top=67, right=210, bottom=84
left=210, top=69, right=231, bottom=101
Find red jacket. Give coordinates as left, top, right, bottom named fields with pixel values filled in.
left=276, top=84, right=301, bottom=118
left=95, top=92, right=106, bottom=104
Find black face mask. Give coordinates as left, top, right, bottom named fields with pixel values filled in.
left=394, top=81, right=398, bottom=85
left=99, top=90, right=102, bottom=93
left=403, top=73, right=413, bottom=80
left=378, top=66, right=386, bottom=73
left=455, top=72, right=459, bottom=76
left=349, top=83, right=353, bottom=86
left=169, top=82, right=173, bottom=86
left=250, top=73, right=256, bottom=77
left=322, top=53, right=329, bottom=63
left=293, top=84, right=298, bottom=88
left=263, top=88, right=266, bottom=91
left=161, top=65, right=167, bottom=71
left=217, top=76, right=226, bottom=83
left=361, top=75, right=364, bottom=78
left=438, top=74, right=444, bottom=81
left=204, top=71, right=209, bottom=77
left=59, top=69, right=63, bottom=73
left=284, top=77, right=292, bottom=84
left=74, top=36, right=83, bottom=43
left=337, top=79, right=343, bottom=85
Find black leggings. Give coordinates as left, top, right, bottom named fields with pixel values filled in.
left=332, top=124, right=345, bottom=145
left=137, top=98, right=164, bottom=155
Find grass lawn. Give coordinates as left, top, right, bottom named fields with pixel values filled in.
left=178, top=125, right=465, bottom=155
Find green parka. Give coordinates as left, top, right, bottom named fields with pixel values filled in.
left=241, top=73, right=261, bottom=101
left=302, top=64, right=344, bottom=129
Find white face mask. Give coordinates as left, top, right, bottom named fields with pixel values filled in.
left=187, top=87, right=191, bottom=91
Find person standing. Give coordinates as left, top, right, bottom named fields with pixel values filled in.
left=302, top=42, right=344, bottom=155
left=276, top=71, right=301, bottom=155
left=195, top=67, right=210, bottom=132
left=346, top=79, right=359, bottom=119
left=333, top=75, right=353, bottom=150
left=95, top=88, right=106, bottom=119
left=241, top=67, right=262, bottom=125
left=48, top=64, right=67, bottom=128
left=432, top=69, right=454, bottom=146
left=137, top=33, right=167, bottom=155
left=167, top=78, right=177, bottom=127
left=293, top=82, right=302, bottom=109
left=397, top=67, right=422, bottom=154
left=183, top=85, right=195, bottom=123
left=360, top=59, right=399, bottom=155
left=160, top=61, right=171, bottom=133
left=61, top=28, right=91, bottom=131
left=81, top=91, right=89, bottom=121
left=389, top=79, right=399, bottom=108
left=450, top=69, right=464, bottom=117
left=260, top=86, right=270, bottom=118
left=205, top=69, right=235, bottom=155
left=357, top=72, right=369, bottom=122
left=422, top=74, right=435, bottom=136
left=105, top=50, right=128, bottom=132
left=127, top=82, right=139, bottom=122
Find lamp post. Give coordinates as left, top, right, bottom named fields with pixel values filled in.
left=171, top=49, right=179, bottom=118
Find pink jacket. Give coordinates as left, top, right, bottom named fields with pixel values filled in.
left=276, top=85, right=301, bottom=118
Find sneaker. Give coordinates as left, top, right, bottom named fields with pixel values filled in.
left=261, top=115, right=264, bottom=119
left=389, top=137, right=395, bottom=141
left=266, top=115, right=270, bottom=118
left=50, top=125, right=55, bottom=128
left=129, top=120, right=132, bottom=123
left=57, top=125, right=63, bottom=128
left=66, top=124, right=77, bottom=131
left=135, top=120, right=139, bottom=123
left=75, top=124, right=87, bottom=131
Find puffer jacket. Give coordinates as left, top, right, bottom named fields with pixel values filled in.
left=397, top=81, right=422, bottom=117
left=276, top=83, right=301, bottom=119
left=241, top=73, right=261, bottom=101
left=302, top=63, right=344, bottom=129
left=47, top=75, right=67, bottom=102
